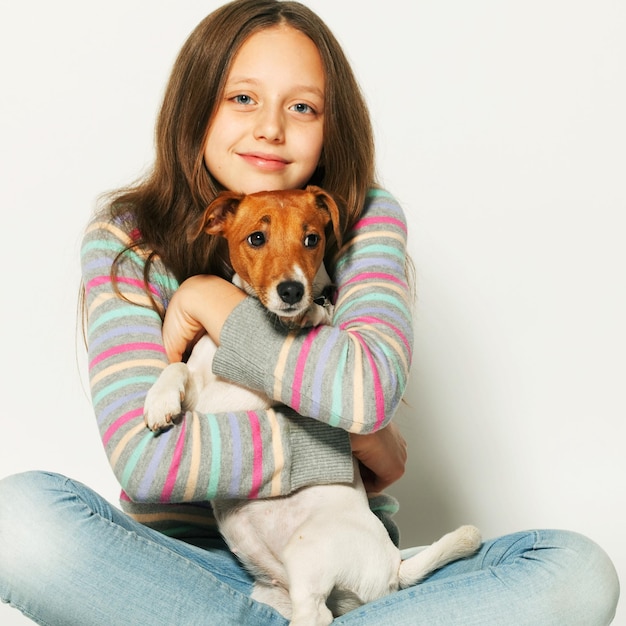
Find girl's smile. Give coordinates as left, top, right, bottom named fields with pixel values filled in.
left=237, top=151, right=291, bottom=172
left=203, top=25, right=325, bottom=194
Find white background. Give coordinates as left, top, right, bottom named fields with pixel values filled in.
left=1, top=1, right=624, bottom=624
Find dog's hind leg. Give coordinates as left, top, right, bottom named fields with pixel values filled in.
left=250, top=583, right=293, bottom=621
left=288, top=584, right=334, bottom=626
left=398, top=525, right=482, bottom=588
left=281, top=535, right=335, bottom=626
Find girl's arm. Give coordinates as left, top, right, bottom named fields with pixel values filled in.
left=160, top=274, right=246, bottom=362
left=213, top=189, right=414, bottom=435
left=81, top=217, right=353, bottom=505
left=162, top=245, right=410, bottom=493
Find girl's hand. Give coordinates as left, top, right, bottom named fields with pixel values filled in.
left=163, top=275, right=246, bottom=362
left=350, top=423, right=407, bottom=494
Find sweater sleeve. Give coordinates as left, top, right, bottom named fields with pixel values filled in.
left=213, top=189, right=413, bottom=434
left=81, top=216, right=353, bottom=506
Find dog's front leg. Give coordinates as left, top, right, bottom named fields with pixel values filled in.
left=144, top=362, right=197, bottom=432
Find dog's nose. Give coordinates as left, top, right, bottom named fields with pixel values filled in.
left=277, top=281, right=304, bottom=305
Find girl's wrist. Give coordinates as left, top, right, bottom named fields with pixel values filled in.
left=163, top=275, right=246, bottom=362
left=182, top=274, right=247, bottom=344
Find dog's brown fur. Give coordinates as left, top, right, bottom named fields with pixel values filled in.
left=196, top=185, right=342, bottom=326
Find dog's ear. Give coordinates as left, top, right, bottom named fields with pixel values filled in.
left=306, top=185, right=343, bottom=248
left=189, top=192, right=243, bottom=240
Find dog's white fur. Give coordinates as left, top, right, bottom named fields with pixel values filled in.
left=144, top=188, right=481, bottom=625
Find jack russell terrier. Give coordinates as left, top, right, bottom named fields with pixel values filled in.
left=144, top=186, right=481, bottom=626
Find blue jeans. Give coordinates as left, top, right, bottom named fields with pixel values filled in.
left=0, top=471, right=619, bottom=625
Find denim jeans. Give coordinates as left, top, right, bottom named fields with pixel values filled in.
left=0, top=471, right=619, bottom=625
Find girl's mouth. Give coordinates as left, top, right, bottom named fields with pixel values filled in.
left=239, top=152, right=290, bottom=171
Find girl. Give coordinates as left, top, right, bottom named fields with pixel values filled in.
left=0, top=1, right=618, bottom=624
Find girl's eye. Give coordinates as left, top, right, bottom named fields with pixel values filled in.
left=233, top=94, right=254, bottom=105
left=304, top=234, right=320, bottom=248
left=291, top=102, right=315, bottom=115
left=247, top=232, right=266, bottom=247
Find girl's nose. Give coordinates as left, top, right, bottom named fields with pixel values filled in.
left=253, top=106, right=284, bottom=143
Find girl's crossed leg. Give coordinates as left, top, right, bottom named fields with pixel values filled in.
left=0, top=471, right=618, bottom=625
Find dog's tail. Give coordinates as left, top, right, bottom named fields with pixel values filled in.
left=398, top=525, right=482, bottom=588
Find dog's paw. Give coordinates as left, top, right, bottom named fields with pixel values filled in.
left=144, top=386, right=184, bottom=432
left=299, top=302, right=334, bottom=328
left=143, top=364, right=190, bottom=432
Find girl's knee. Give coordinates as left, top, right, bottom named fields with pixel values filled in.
left=0, top=471, right=67, bottom=519
left=580, top=534, right=619, bottom=623
left=0, top=472, right=70, bottom=600
left=0, top=470, right=66, bottom=540
left=552, top=530, right=620, bottom=624
left=487, top=529, right=619, bottom=623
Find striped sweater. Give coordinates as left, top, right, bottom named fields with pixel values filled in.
left=81, top=188, right=413, bottom=543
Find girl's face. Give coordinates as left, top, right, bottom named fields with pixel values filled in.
left=204, top=25, right=325, bottom=195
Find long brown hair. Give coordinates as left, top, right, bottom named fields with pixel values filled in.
left=95, top=0, right=377, bottom=313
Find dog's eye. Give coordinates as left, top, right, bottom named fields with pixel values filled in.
left=304, top=234, right=320, bottom=248
left=247, top=232, right=266, bottom=247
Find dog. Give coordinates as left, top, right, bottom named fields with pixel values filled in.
left=144, top=186, right=481, bottom=626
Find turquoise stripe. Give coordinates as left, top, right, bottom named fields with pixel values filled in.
left=206, top=414, right=222, bottom=499
left=335, top=244, right=405, bottom=272
left=335, top=293, right=411, bottom=322
left=121, top=431, right=153, bottom=490
left=366, top=188, right=393, bottom=199
left=370, top=502, right=400, bottom=514
left=378, top=341, right=409, bottom=391
left=156, top=273, right=180, bottom=291
left=353, top=243, right=405, bottom=260
left=82, top=239, right=143, bottom=263
left=329, top=345, right=348, bottom=427
left=390, top=344, right=409, bottom=389
left=92, top=375, right=158, bottom=406
left=90, top=306, right=160, bottom=334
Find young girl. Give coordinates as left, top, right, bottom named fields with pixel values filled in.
left=0, top=1, right=618, bottom=624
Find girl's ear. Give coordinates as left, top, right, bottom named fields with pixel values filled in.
left=189, top=191, right=244, bottom=240
left=306, top=185, right=343, bottom=248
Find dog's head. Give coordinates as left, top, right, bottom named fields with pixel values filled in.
left=195, top=186, right=341, bottom=321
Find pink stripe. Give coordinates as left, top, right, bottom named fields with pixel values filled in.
left=343, top=272, right=407, bottom=288
left=89, top=342, right=165, bottom=370
left=352, top=216, right=407, bottom=233
left=161, top=418, right=187, bottom=502
left=85, top=275, right=160, bottom=297
left=248, top=412, right=263, bottom=499
left=103, top=408, right=143, bottom=446
left=343, top=315, right=411, bottom=358
left=290, top=325, right=322, bottom=411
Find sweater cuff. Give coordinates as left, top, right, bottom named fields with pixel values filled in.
left=286, top=414, right=354, bottom=492
left=213, top=297, right=289, bottom=392
left=368, top=493, right=401, bottom=546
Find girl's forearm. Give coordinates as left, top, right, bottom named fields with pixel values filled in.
left=163, top=274, right=247, bottom=362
